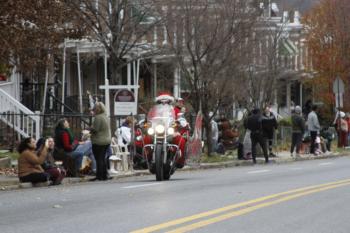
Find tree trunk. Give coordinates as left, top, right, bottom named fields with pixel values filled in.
left=110, top=55, right=123, bottom=85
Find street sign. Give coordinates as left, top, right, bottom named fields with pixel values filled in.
left=333, top=76, right=344, bottom=94
left=333, top=76, right=345, bottom=108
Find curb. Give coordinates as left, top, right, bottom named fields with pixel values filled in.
left=1, top=152, right=349, bottom=191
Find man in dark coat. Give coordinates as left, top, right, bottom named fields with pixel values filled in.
left=290, top=106, right=305, bottom=157
left=262, top=106, right=278, bottom=157
left=244, top=108, right=269, bottom=163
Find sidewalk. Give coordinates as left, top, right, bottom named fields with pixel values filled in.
left=0, top=151, right=347, bottom=191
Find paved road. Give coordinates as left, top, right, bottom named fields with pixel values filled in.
left=1, top=157, right=350, bottom=233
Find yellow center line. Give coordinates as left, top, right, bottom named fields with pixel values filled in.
left=167, top=182, right=350, bottom=233
left=130, top=179, right=350, bottom=233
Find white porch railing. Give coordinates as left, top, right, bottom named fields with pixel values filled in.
left=0, top=88, right=40, bottom=140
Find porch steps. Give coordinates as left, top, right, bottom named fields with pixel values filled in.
left=0, top=89, right=40, bottom=140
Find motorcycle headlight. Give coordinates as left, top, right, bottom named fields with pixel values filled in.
left=167, top=127, right=175, bottom=135
left=136, top=135, right=142, bottom=141
left=155, top=125, right=165, bottom=134
left=147, top=128, right=155, bottom=135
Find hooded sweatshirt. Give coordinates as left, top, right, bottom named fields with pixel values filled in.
left=90, top=103, right=111, bottom=145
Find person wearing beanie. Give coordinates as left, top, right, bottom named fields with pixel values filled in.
left=290, top=106, right=305, bottom=157
left=335, top=111, right=348, bottom=148
left=244, top=108, right=269, bottom=164
left=262, top=106, right=278, bottom=157
left=307, top=105, right=321, bottom=155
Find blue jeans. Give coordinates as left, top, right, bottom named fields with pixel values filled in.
left=75, top=141, right=96, bottom=171
left=67, top=150, right=84, bottom=172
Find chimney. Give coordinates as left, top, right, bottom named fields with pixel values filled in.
left=282, top=11, right=289, bottom=23
left=294, top=11, right=300, bottom=24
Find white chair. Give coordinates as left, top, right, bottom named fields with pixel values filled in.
left=110, top=137, right=130, bottom=172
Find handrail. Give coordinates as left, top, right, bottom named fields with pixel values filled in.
left=0, top=88, right=40, bottom=139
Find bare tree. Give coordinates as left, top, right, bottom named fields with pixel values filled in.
left=65, top=0, right=161, bottom=84
left=156, top=0, right=260, bottom=155
left=236, top=13, right=291, bottom=111
left=0, top=0, right=84, bottom=77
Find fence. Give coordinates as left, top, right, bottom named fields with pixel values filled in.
left=0, top=112, right=147, bottom=151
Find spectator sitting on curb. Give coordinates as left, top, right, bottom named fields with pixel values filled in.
left=54, top=118, right=85, bottom=177
left=320, top=126, right=334, bottom=152
left=217, top=117, right=240, bottom=154
left=36, top=137, right=66, bottom=185
left=18, top=137, right=50, bottom=185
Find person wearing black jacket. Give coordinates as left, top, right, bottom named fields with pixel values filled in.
left=244, top=108, right=269, bottom=164
left=262, top=107, right=278, bottom=157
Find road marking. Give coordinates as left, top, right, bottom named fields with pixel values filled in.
left=167, top=182, right=350, bottom=233
left=130, top=178, right=350, bottom=233
left=247, top=169, right=270, bottom=174
left=318, top=162, right=333, bottom=166
left=290, top=167, right=303, bottom=170
left=122, top=183, right=162, bottom=189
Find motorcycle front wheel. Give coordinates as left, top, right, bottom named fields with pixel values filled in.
left=155, top=144, right=164, bottom=181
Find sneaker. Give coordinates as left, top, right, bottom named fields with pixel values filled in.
left=252, top=158, right=257, bottom=164
left=269, top=152, right=276, bottom=157
left=290, top=153, right=294, bottom=157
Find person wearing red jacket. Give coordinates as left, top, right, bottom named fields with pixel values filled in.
left=174, top=97, right=185, bottom=119
left=54, top=118, right=84, bottom=176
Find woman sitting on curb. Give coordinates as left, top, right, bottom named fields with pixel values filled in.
left=36, top=137, right=66, bottom=185
left=18, top=137, right=50, bottom=185
left=54, top=118, right=85, bottom=177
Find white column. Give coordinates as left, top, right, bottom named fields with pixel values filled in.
left=104, top=50, right=110, bottom=117
left=153, top=63, right=157, bottom=98
left=173, top=67, right=180, bottom=98
left=127, top=62, right=131, bottom=86
left=153, top=26, right=157, bottom=46
left=61, top=41, right=66, bottom=113
left=163, top=25, right=168, bottom=45
left=77, top=47, right=83, bottom=114
left=42, top=62, right=49, bottom=114
left=134, top=59, right=140, bottom=114
left=299, top=82, right=303, bottom=106
left=286, top=82, right=291, bottom=113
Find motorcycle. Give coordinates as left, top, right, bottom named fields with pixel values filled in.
left=142, top=103, right=185, bottom=181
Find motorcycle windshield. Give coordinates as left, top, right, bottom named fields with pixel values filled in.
left=147, top=104, right=175, bottom=128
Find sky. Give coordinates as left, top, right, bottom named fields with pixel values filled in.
left=274, top=0, right=320, bottom=13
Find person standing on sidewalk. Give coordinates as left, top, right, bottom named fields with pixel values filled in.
left=307, top=105, right=321, bottom=155
left=18, top=137, right=50, bottom=184
left=290, top=106, right=305, bottom=157
left=89, top=102, right=111, bottom=181
left=262, top=106, right=278, bottom=157
left=244, top=108, right=269, bottom=164
left=333, top=111, right=348, bottom=148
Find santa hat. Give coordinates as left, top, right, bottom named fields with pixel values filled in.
left=155, top=92, right=174, bottom=103
left=176, top=97, right=184, bottom=103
